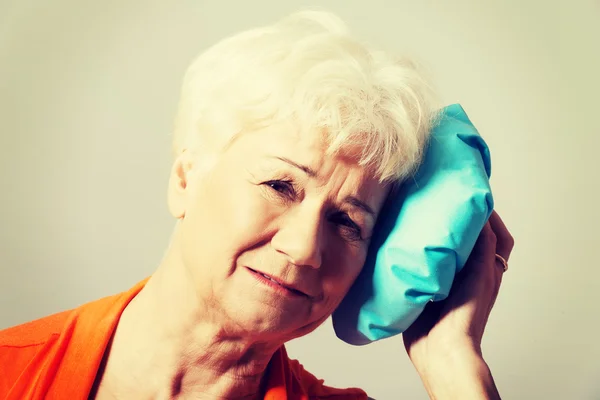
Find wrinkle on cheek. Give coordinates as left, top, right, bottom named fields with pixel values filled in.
left=320, top=252, right=365, bottom=293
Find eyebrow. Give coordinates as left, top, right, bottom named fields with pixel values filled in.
left=274, top=157, right=317, bottom=177
left=273, top=156, right=376, bottom=218
left=345, top=196, right=376, bottom=218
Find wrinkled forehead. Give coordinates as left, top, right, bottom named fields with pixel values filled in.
left=248, top=119, right=374, bottom=170
left=244, top=122, right=391, bottom=201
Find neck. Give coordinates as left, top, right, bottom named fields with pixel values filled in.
left=91, top=242, right=282, bottom=399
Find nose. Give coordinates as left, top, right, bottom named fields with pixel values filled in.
left=271, top=204, right=324, bottom=269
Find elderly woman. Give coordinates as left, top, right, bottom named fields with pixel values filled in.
left=0, top=11, right=513, bottom=400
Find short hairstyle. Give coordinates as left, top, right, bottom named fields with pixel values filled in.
left=171, top=10, right=441, bottom=183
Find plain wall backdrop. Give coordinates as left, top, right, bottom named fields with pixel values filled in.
left=1, top=0, right=599, bottom=398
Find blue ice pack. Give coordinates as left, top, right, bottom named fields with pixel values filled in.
left=332, top=104, right=494, bottom=345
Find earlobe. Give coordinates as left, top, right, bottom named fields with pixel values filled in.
left=167, top=151, right=194, bottom=219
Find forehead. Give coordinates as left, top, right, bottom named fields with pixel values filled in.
left=239, top=121, right=361, bottom=171
left=233, top=122, right=388, bottom=199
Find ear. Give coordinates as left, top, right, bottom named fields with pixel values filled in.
left=167, top=150, right=195, bottom=219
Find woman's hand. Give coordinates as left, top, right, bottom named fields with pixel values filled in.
left=402, top=210, right=514, bottom=399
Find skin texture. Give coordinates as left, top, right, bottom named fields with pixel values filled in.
left=90, top=122, right=390, bottom=399
left=89, top=121, right=514, bottom=399
left=403, top=210, right=514, bottom=399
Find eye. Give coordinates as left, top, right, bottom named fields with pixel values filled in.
left=330, top=212, right=363, bottom=242
left=264, top=179, right=296, bottom=199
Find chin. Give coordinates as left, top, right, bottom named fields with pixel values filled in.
left=221, top=291, right=314, bottom=339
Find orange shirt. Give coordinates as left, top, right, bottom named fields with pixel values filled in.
left=0, top=279, right=367, bottom=400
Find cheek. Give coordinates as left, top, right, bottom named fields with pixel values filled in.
left=181, top=177, right=278, bottom=267
left=223, top=186, right=282, bottom=253
left=320, top=247, right=367, bottom=306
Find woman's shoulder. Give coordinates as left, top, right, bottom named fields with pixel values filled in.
left=0, top=309, right=72, bottom=348
left=0, top=309, right=73, bottom=397
left=0, top=281, right=145, bottom=399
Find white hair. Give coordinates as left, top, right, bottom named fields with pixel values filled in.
left=172, top=10, right=441, bottom=183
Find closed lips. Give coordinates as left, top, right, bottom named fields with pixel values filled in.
left=246, top=267, right=308, bottom=297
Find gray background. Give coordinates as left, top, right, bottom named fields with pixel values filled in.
left=1, top=1, right=599, bottom=398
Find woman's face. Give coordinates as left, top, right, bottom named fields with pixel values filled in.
left=169, top=122, right=390, bottom=341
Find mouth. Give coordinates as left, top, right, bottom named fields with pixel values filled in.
left=246, top=267, right=310, bottom=298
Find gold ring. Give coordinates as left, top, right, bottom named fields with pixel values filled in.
left=495, top=254, right=508, bottom=272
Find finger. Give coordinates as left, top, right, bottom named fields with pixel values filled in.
left=459, top=222, right=498, bottom=296
left=476, top=222, right=498, bottom=268
left=488, top=257, right=504, bottom=309
left=486, top=214, right=507, bottom=314
left=488, top=210, right=514, bottom=261
left=472, top=222, right=504, bottom=310
left=485, top=216, right=506, bottom=280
